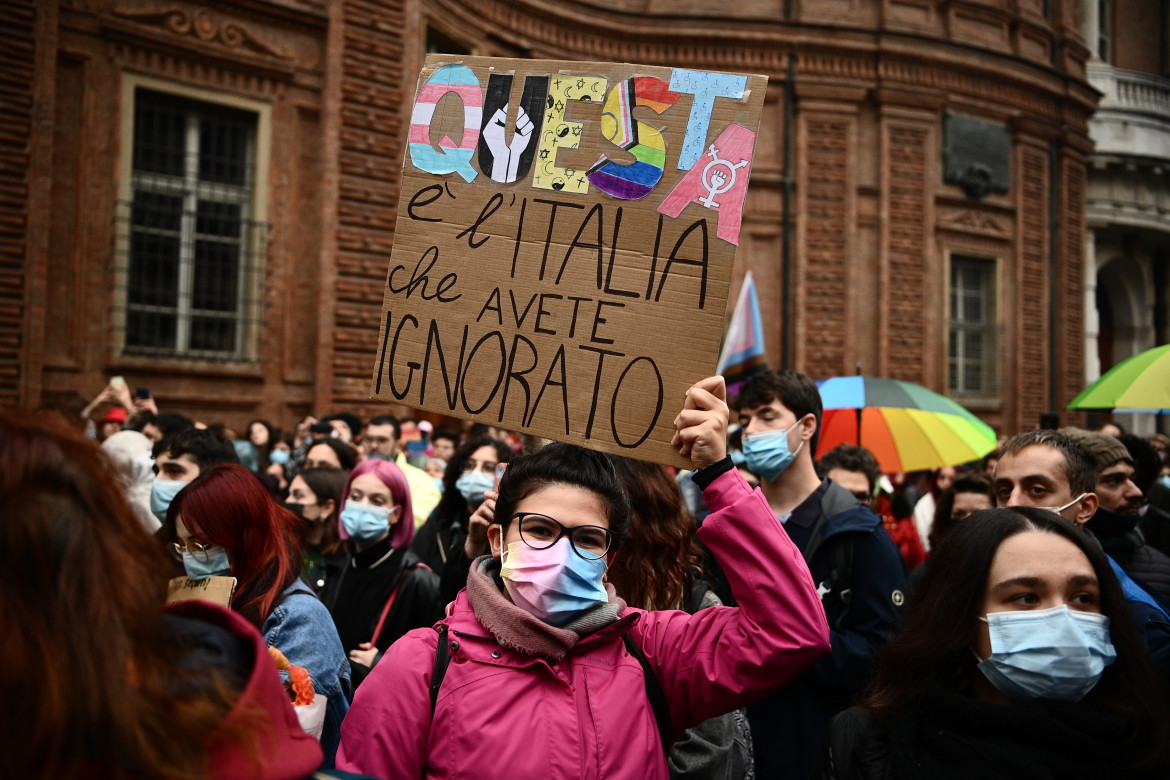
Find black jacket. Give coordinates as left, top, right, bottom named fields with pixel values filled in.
left=1091, top=509, right=1170, bottom=602
left=319, top=542, right=443, bottom=687
left=747, top=480, right=907, bottom=780
left=817, top=692, right=1169, bottom=780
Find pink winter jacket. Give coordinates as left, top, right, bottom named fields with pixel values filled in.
left=336, top=467, right=830, bottom=779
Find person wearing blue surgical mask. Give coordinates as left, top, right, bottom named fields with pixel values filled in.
left=150, top=449, right=199, bottom=523
left=735, top=370, right=908, bottom=780
left=172, top=514, right=232, bottom=580
left=163, top=463, right=351, bottom=764
left=322, top=459, right=442, bottom=688
left=818, top=507, right=1169, bottom=778
left=149, top=429, right=240, bottom=525
left=410, top=437, right=514, bottom=592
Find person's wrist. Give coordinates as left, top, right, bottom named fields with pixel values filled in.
left=692, top=455, right=735, bottom=490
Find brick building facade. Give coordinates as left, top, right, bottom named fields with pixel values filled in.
left=5, top=0, right=1102, bottom=437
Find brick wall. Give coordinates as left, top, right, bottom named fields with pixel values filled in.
left=885, top=124, right=928, bottom=381
left=331, top=0, right=408, bottom=416
left=801, top=115, right=850, bottom=378
left=1018, top=144, right=1050, bottom=429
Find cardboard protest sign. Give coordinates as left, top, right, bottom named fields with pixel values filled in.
left=166, top=575, right=238, bottom=608
left=371, top=55, right=767, bottom=465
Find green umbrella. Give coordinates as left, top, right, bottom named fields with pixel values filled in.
left=1067, top=344, right=1170, bottom=411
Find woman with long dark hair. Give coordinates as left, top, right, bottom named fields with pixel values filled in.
left=1, top=412, right=325, bottom=778
left=288, top=466, right=349, bottom=591
left=165, top=463, right=351, bottom=765
left=410, top=436, right=514, bottom=578
left=819, top=506, right=1169, bottom=779
left=320, top=458, right=443, bottom=688
left=247, top=418, right=277, bottom=471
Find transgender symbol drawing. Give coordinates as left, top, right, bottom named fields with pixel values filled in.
left=698, top=143, right=749, bottom=209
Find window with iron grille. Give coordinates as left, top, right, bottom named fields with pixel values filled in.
left=116, top=89, right=264, bottom=361
left=948, top=255, right=1000, bottom=399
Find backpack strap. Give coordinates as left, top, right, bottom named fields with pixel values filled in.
left=827, top=534, right=855, bottom=633
left=622, top=633, right=672, bottom=757
left=369, top=561, right=431, bottom=647
left=430, top=624, right=451, bottom=718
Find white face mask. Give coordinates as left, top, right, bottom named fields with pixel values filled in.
left=1038, top=492, right=1087, bottom=516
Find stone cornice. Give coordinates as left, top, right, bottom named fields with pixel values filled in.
left=66, top=0, right=328, bottom=32
left=424, top=0, right=1098, bottom=124
left=100, top=15, right=297, bottom=82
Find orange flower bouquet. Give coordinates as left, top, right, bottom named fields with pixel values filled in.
left=268, top=646, right=325, bottom=739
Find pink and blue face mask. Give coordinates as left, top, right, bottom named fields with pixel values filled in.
left=500, top=537, right=609, bottom=627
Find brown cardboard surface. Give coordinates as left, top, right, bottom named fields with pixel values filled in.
left=166, top=575, right=238, bottom=608
left=371, top=56, right=767, bottom=466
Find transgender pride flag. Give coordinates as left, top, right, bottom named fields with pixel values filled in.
left=717, top=270, right=768, bottom=399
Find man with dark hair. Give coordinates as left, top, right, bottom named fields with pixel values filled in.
left=363, top=414, right=401, bottom=460
left=735, top=370, right=906, bottom=780
left=819, top=443, right=927, bottom=572
left=430, top=429, right=459, bottom=464
left=362, top=414, right=440, bottom=525
left=149, top=428, right=239, bottom=524
left=817, top=443, right=880, bottom=504
left=1060, top=428, right=1170, bottom=601
left=140, top=412, right=195, bottom=444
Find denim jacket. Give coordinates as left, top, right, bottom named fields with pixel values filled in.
left=263, top=580, right=352, bottom=766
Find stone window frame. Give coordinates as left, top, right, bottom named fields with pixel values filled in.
left=113, top=74, right=271, bottom=365
left=946, top=252, right=1001, bottom=401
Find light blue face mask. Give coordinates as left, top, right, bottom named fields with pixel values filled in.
left=182, top=547, right=231, bottom=581
left=150, top=479, right=189, bottom=523
left=456, top=469, right=495, bottom=508
left=977, top=604, right=1117, bottom=702
left=742, top=418, right=805, bottom=483
left=340, top=502, right=392, bottom=544
left=269, top=448, right=290, bottom=466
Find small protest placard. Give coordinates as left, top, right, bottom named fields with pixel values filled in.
left=372, top=55, right=767, bottom=465
left=166, top=575, right=238, bottom=608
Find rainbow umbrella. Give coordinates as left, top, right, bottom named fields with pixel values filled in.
left=1067, top=344, right=1170, bottom=412
left=816, top=376, right=998, bottom=473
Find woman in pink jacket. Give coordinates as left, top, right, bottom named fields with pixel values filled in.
left=337, top=376, right=830, bottom=778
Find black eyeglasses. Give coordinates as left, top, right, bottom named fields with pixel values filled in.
left=511, top=513, right=613, bottom=560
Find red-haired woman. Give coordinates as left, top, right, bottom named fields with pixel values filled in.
left=165, top=463, right=351, bottom=765
left=1, top=412, right=325, bottom=779
left=319, top=458, right=443, bottom=687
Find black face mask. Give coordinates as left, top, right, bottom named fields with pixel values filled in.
left=1087, top=506, right=1140, bottom=538
left=284, top=501, right=307, bottom=520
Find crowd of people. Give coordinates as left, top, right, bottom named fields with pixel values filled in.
left=5, top=369, right=1170, bottom=779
